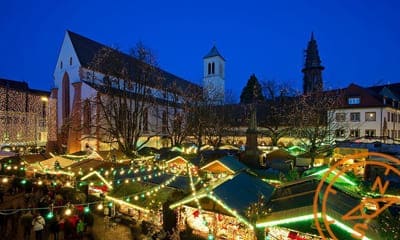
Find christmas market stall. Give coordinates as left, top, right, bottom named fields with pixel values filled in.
left=200, top=155, right=247, bottom=180
left=170, top=171, right=275, bottom=240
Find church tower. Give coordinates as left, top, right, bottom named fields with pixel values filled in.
left=302, top=32, right=324, bottom=94
left=203, top=46, right=225, bottom=104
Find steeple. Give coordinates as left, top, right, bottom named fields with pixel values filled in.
left=203, top=45, right=225, bottom=104
left=203, top=45, right=225, bottom=60
left=302, top=32, right=324, bottom=94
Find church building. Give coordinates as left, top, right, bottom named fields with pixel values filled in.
left=50, top=30, right=225, bottom=154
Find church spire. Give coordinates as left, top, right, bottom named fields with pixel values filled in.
left=302, top=32, right=324, bottom=94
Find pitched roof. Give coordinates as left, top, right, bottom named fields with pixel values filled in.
left=0, top=78, right=50, bottom=95
left=171, top=172, right=275, bottom=226
left=67, top=30, right=201, bottom=94
left=203, top=45, right=225, bottom=60
left=201, top=155, right=247, bottom=174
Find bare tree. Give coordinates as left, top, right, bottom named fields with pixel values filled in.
left=260, top=80, right=297, bottom=146
left=292, top=90, right=343, bottom=166
left=160, top=81, right=199, bottom=147
left=87, top=42, right=161, bottom=158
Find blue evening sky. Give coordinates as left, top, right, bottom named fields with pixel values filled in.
left=1, top=0, right=399, bottom=101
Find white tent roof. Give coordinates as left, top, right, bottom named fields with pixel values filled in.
left=39, top=156, right=76, bottom=170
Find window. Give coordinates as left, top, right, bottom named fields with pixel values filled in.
left=350, top=129, right=360, bottom=138
left=365, top=129, right=376, bottom=137
left=69, top=57, right=73, bottom=65
left=350, top=112, right=360, bottom=122
left=392, top=130, right=396, bottom=139
left=387, top=112, right=391, bottom=122
left=392, top=113, right=396, bottom=122
left=208, top=63, right=211, bottom=75
left=348, top=97, right=360, bottom=105
left=365, top=112, right=376, bottom=121
left=335, top=113, right=345, bottom=122
left=335, top=129, right=345, bottom=138
left=60, top=61, right=63, bottom=69
left=211, top=62, right=215, bottom=74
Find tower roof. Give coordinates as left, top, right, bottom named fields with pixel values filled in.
left=203, top=45, right=225, bottom=60
left=302, top=32, right=324, bottom=71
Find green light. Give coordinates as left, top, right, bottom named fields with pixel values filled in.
left=256, top=214, right=318, bottom=227
left=46, top=211, right=54, bottom=219
left=108, top=202, right=113, bottom=207
left=20, top=179, right=27, bottom=185
left=84, top=206, right=90, bottom=213
left=208, top=233, right=214, bottom=240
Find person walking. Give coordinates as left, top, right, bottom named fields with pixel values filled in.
left=20, top=210, right=33, bottom=240
left=32, top=213, right=45, bottom=240
left=49, top=215, right=60, bottom=240
left=76, top=218, right=85, bottom=239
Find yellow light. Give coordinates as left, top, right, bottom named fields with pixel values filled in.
left=65, top=181, right=71, bottom=187
left=65, top=208, right=72, bottom=216
left=2, top=177, right=8, bottom=183
left=41, top=96, right=48, bottom=102
left=134, top=196, right=139, bottom=200
left=97, top=203, right=104, bottom=210
left=38, top=180, right=43, bottom=185
left=125, top=179, right=129, bottom=184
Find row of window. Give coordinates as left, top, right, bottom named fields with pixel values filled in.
left=336, top=112, right=376, bottom=122
left=60, top=57, right=73, bottom=69
left=335, top=128, right=400, bottom=139
left=335, top=129, right=376, bottom=138
left=336, top=111, right=400, bottom=123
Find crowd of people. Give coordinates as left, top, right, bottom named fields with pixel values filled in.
left=0, top=175, right=94, bottom=240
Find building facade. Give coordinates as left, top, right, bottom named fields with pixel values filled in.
left=0, top=78, right=50, bottom=152
left=52, top=31, right=221, bottom=154
left=330, top=83, right=400, bottom=142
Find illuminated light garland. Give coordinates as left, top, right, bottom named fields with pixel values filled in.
left=81, top=171, right=113, bottom=190
left=256, top=213, right=372, bottom=240
left=208, top=193, right=254, bottom=230
left=105, top=195, right=149, bottom=213
left=309, top=168, right=358, bottom=186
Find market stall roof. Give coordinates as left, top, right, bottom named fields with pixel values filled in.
left=266, top=149, right=296, bottom=161
left=200, top=155, right=247, bottom=174
left=113, top=168, right=197, bottom=192
left=69, top=158, right=124, bottom=174
left=256, top=179, right=380, bottom=240
left=0, top=151, right=16, bottom=160
left=165, top=156, right=191, bottom=166
left=39, top=156, right=76, bottom=170
left=170, top=172, right=275, bottom=228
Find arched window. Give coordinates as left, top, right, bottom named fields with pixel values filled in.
left=208, top=63, right=211, bottom=75
left=69, top=57, right=73, bottom=66
left=60, top=61, right=63, bottom=69
left=212, top=62, right=215, bottom=74
left=62, top=72, right=70, bottom=121
left=83, top=100, right=91, bottom=134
